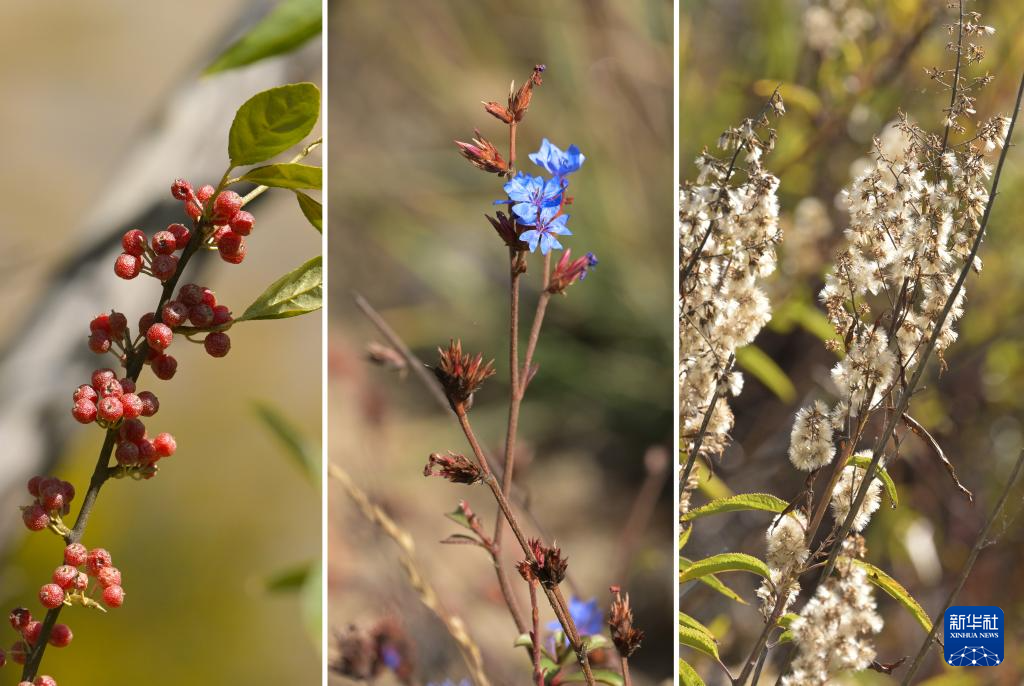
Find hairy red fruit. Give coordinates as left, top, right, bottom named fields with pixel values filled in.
left=34, top=676, right=58, bottom=686
left=168, top=222, right=191, bottom=248
left=108, top=312, right=128, bottom=337
left=114, top=253, right=142, bottom=279
left=161, top=300, right=189, bottom=328
left=114, top=440, right=140, bottom=466
left=23, top=621, right=42, bottom=645
left=146, top=323, right=173, bottom=351
left=52, top=566, right=78, bottom=590
left=153, top=433, right=176, bottom=458
left=138, top=311, right=157, bottom=333
left=217, top=230, right=244, bottom=259
left=212, top=191, right=243, bottom=222
left=212, top=225, right=231, bottom=244
left=151, top=253, right=179, bottom=282
left=98, top=378, right=123, bottom=399
left=21, top=504, right=49, bottom=531
left=101, top=585, right=125, bottom=608
left=152, top=231, right=177, bottom=255
left=61, top=481, right=75, bottom=502
left=171, top=178, right=192, bottom=200
left=185, top=201, right=202, bottom=220
left=72, top=399, right=97, bottom=424
left=74, top=572, right=88, bottom=591
left=96, top=566, right=122, bottom=588
left=179, top=283, right=204, bottom=307
left=211, top=305, right=233, bottom=325
left=201, top=287, right=217, bottom=307
left=86, top=548, right=112, bottom=576
left=137, top=391, right=159, bottom=417
left=137, top=439, right=157, bottom=465
left=73, top=384, right=98, bottom=403
left=63, top=543, right=87, bottom=567
left=48, top=624, right=72, bottom=648
left=119, top=377, right=136, bottom=394
left=40, top=486, right=65, bottom=512
left=152, top=354, right=178, bottom=380
left=121, top=229, right=147, bottom=256
left=89, top=313, right=110, bottom=333
left=220, top=241, right=247, bottom=264
left=204, top=332, right=231, bottom=358
left=120, top=393, right=143, bottom=419
left=197, top=184, right=215, bottom=203
left=27, top=476, right=43, bottom=497
left=228, top=210, right=255, bottom=235
left=97, top=396, right=124, bottom=423
left=91, top=368, right=116, bottom=390
left=189, top=303, right=214, bottom=328
left=119, top=418, right=146, bottom=443
left=9, top=608, right=32, bottom=631
left=38, top=584, right=64, bottom=610
left=87, top=330, right=111, bottom=354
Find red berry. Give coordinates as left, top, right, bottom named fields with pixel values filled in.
left=217, top=231, right=244, bottom=259
left=152, top=231, right=177, bottom=255
left=139, top=311, right=156, bottom=333
left=161, top=300, right=189, bottom=328
left=97, top=378, right=123, bottom=399
left=185, top=201, right=202, bottom=220
left=153, top=433, right=176, bottom=458
left=101, top=585, right=124, bottom=608
left=114, top=440, right=140, bottom=466
left=61, top=481, right=75, bottom=502
left=73, top=384, right=97, bottom=403
left=201, top=287, right=217, bottom=307
left=189, top=303, right=214, bottom=328
left=121, top=393, right=143, bottom=419
left=146, top=323, right=173, bottom=351
left=64, top=543, right=87, bottom=567
left=212, top=305, right=233, bottom=325
left=137, top=439, right=157, bottom=465
left=86, top=548, right=112, bottom=576
left=221, top=241, right=247, bottom=264
left=108, top=312, right=128, bottom=337
left=40, top=487, right=64, bottom=512
left=152, top=354, right=177, bottom=380
left=97, top=396, right=124, bottom=423
left=35, top=676, right=57, bottom=686
left=168, top=222, right=191, bottom=248
left=204, top=332, right=231, bottom=358
left=114, top=253, right=142, bottom=279
left=96, top=566, right=122, bottom=588
left=151, top=254, right=179, bottom=282
left=229, top=210, right=255, bottom=235
left=52, top=566, right=78, bottom=589
left=48, top=624, right=72, bottom=648
left=87, top=330, right=111, bottom=354
left=171, top=178, right=192, bottom=200
left=72, top=399, right=97, bottom=423
left=120, top=377, right=136, bottom=394
left=89, top=313, right=111, bottom=333
left=212, top=226, right=231, bottom=245
left=119, top=418, right=147, bottom=443
left=9, top=608, right=32, bottom=631
left=179, top=283, right=204, bottom=306
left=212, top=191, right=243, bottom=222
left=74, top=572, right=88, bottom=591
left=23, top=620, right=42, bottom=645
left=196, top=184, right=215, bottom=203
left=137, top=391, right=159, bottom=417
left=27, top=476, right=43, bottom=497
left=10, top=640, right=27, bottom=665
left=121, top=229, right=147, bottom=256
left=38, top=584, right=64, bottom=609
left=22, top=504, right=50, bottom=531
left=91, top=368, right=116, bottom=391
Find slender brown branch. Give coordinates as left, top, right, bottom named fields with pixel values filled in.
left=940, top=0, right=965, bottom=156
left=680, top=354, right=734, bottom=488
left=529, top=580, right=544, bottom=686
left=900, top=448, right=1024, bottom=684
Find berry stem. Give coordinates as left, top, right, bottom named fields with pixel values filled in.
left=238, top=138, right=322, bottom=207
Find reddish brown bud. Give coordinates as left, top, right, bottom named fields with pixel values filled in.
left=609, top=587, right=644, bottom=658
left=526, top=538, right=568, bottom=588
left=486, top=211, right=528, bottom=252
left=455, top=130, right=509, bottom=175
left=510, top=64, right=546, bottom=122
left=434, top=339, right=496, bottom=409
left=424, top=452, right=482, bottom=485
left=547, top=249, right=598, bottom=294
left=483, top=100, right=514, bottom=124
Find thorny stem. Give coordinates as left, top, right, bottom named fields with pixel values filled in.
left=774, top=67, right=1024, bottom=683
left=455, top=407, right=597, bottom=686
left=900, top=448, right=1024, bottom=684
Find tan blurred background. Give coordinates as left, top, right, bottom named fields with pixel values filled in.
left=0, top=2, right=321, bottom=683
left=683, top=0, right=1024, bottom=683
left=328, top=1, right=674, bottom=684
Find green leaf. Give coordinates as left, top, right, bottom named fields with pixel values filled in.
left=562, top=670, right=624, bottom=686
left=679, top=525, right=692, bottom=551
left=239, top=163, right=322, bottom=190
left=229, top=83, right=320, bottom=166
left=253, top=401, right=319, bottom=484
left=514, top=633, right=534, bottom=648
left=206, top=0, right=322, bottom=74
left=680, top=626, right=720, bottom=661
left=682, top=493, right=789, bottom=522
left=679, top=612, right=714, bottom=638
left=296, top=191, right=322, bottom=232
left=680, top=553, right=771, bottom=585
left=265, top=560, right=313, bottom=592
left=681, top=557, right=748, bottom=604
left=679, top=659, right=706, bottom=686
left=584, top=634, right=611, bottom=653
left=735, top=345, right=796, bottom=403
left=851, top=559, right=932, bottom=632
left=237, top=255, right=322, bottom=321
left=444, top=507, right=472, bottom=530
left=847, top=455, right=899, bottom=506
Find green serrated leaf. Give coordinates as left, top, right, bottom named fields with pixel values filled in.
left=735, top=345, right=797, bottom=403
left=679, top=659, right=706, bottom=686
left=682, top=493, right=789, bottom=522
left=848, top=455, right=899, bottom=506
left=237, top=255, right=322, bottom=321
left=253, top=400, right=319, bottom=484
left=562, top=669, right=624, bottom=686
left=296, top=191, right=322, bottom=232
left=680, top=625, right=720, bottom=661
left=265, top=560, right=313, bottom=592
left=206, top=0, right=321, bottom=74
left=679, top=612, right=715, bottom=638
left=681, top=557, right=748, bottom=604
left=851, top=559, right=932, bottom=632
left=229, top=83, right=320, bottom=166
left=239, top=163, right=321, bottom=190
left=680, top=553, right=771, bottom=585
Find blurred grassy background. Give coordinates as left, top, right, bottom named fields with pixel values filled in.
left=682, top=0, right=1024, bottom=683
left=0, top=2, right=321, bottom=683
left=328, top=1, right=673, bottom=684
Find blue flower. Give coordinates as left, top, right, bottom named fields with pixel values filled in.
left=499, top=172, right=562, bottom=226
left=579, top=252, right=598, bottom=280
left=520, top=211, right=571, bottom=255
left=546, top=596, right=603, bottom=637
left=529, top=139, right=586, bottom=178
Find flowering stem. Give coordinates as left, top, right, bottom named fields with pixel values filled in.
left=900, top=448, right=1024, bottom=684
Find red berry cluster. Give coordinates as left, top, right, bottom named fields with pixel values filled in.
left=176, top=179, right=255, bottom=264
left=19, top=478, right=74, bottom=533
left=7, top=606, right=70, bottom=676
left=114, top=419, right=176, bottom=472
left=147, top=282, right=233, bottom=361
left=71, top=368, right=159, bottom=426
left=39, top=545, right=126, bottom=611
left=114, top=222, right=191, bottom=282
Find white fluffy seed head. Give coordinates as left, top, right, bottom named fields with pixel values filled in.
left=831, top=461, right=882, bottom=532
left=766, top=511, right=809, bottom=571
left=788, top=400, right=836, bottom=471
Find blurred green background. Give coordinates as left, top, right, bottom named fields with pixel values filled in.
left=0, top=2, right=321, bottom=683
left=328, top=1, right=673, bottom=684
left=682, top=0, right=1024, bottom=683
